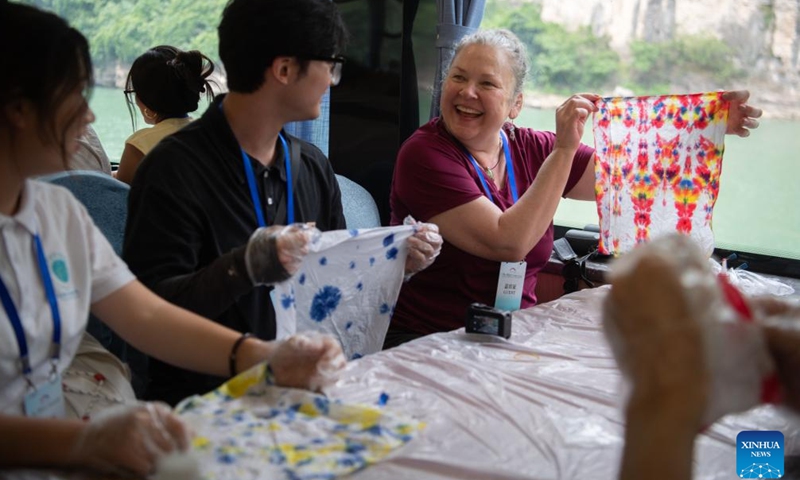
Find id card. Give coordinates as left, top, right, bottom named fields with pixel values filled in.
left=494, top=261, right=526, bottom=311
left=24, top=374, right=65, bottom=418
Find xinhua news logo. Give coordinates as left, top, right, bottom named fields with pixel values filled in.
left=737, top=430, right=784, bottom=478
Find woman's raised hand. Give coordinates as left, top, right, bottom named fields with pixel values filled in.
left=722, top=90, right=762, bottom=137
left=554, top=93, right=600, bottom=153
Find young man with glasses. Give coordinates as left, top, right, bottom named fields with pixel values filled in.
left=122, top=0, right=442, bottom=405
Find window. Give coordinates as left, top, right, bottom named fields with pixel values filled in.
left=483, top=0, right=800, bottom=262
left=16, top=0, right=224, bottom=163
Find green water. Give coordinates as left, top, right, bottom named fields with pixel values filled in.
left=88, top=86, right=212, bottom=162
left=88, top=87, right=132, bottom=162
left=90, top=86, right=800, bottom=260
left=515, top=108, right=800, bottom=261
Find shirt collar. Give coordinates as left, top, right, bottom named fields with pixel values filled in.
left=0, top=179, right=39, bottom=235
left=208, top=94, right=290, bottom=184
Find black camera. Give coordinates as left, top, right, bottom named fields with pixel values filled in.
left=465, top=303, right=512, bottom=339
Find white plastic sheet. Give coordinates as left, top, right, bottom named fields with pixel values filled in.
left=326, top=287, right=800, bottom=480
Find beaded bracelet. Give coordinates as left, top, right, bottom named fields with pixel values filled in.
left=229, top=332, right=253, bottom=377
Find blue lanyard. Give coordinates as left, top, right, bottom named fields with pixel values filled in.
left=0, top=234, right=62, bottom=377
left=240, top=132, right=294, bottom=227
left=465, top=131, right=519, bottom=205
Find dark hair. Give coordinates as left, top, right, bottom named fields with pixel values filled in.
left=0, top=2, right=93, bottom=163
left=218, top=0, right=348, bottom=93
left=125, top=45, right=216, bottom=130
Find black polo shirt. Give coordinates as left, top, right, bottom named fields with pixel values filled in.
left=123, top=95, right=345, bottom=404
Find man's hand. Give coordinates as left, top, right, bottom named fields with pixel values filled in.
left=404, top=222, right=443, bottom=276
left=245, top=224, right=317, bottom=285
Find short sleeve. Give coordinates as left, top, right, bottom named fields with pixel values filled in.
left=392, top=129, right=484, bottom=223
left=564, top=142, right=595, bottom=197
left=75, top=203, right=135, bottom=303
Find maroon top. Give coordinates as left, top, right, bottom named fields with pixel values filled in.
left=389, top=118, right=595, bottom=335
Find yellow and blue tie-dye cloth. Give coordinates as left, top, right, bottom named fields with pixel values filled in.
left=175, top=363, right=424, bottom=480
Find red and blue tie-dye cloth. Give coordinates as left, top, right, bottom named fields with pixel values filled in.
left=592, top=92, right=729, bottom=256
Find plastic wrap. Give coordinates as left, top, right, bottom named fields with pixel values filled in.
left=323, top=287, right=800, bottom=479
left=708, top=258, right=795, bottom=297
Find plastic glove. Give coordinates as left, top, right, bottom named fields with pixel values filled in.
left=402, top=216, right=443, bottom=278
left=268, top=333, right=346, bottom=392
left=752, top=296, right=800, bottom=411
left=245, top=224, right=319, bottom=285
left=604, top=235, right=708, bottom=426
left=763, top=326, right=800, bottom=412
left=604, top=234, right=776, bottom=426
left=70, top=402, right=190, bottom=477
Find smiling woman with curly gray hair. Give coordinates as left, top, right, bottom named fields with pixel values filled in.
left=385, top=28, right=763, bottom=349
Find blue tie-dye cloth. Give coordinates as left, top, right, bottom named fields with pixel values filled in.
left=176, top=363, right=423, bottom=480
left=273, top=226, right=414, bottom=360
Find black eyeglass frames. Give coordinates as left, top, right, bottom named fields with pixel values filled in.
left=300, top=55, right=346, bottom=86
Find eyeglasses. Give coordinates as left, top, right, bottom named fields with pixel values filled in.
left=300, top=55, right=346, bottom=86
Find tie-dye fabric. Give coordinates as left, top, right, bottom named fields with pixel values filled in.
left=592, top=92, right=729, bottom=256
left=176, top=363, right=423, bottom=480
left=273, top=226, right=414, bottom=360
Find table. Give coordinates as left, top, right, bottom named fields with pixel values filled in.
left=328, top=287, right=800, bottom=479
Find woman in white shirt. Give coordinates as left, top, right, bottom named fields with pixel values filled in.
left=0, top=3, right=341, bottom=476
left=116, top=45, right=216, bottom=184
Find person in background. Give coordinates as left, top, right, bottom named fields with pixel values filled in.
left=385, top=28, right=762, bottom=348
left=116, top=45, right=216, bottom=185
left=70, top=125, right=112, bottom=174
left=605, top=242, right=800, bottom=480
left=0, top=3, right=343, bottom=476
left=123, top=0, right=442, bottom=406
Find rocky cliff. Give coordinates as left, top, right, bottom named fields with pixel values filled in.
left=537, top=0, right=800, bottom=118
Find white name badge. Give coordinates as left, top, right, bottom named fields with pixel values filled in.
left=24, top=374, right=66, bottom=418
left=494, top=261, right=526, bottom=312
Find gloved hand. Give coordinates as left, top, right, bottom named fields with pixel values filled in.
left=604, top=235, right=709, bottom=429
left=764, top=325, right=800, bottom=412
left=70, top=402, right=190, bottom=477
left=402, top=217, right=443, bottom=278
left=245, top=224, right=319, bottom=285
left=751, top=296, right=800, bottom=412
left=604, top=234, right=779, bottom=427
left=269, top=333, right=347, bottom=392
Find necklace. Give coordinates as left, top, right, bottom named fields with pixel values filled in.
left=484, top=157, right=501, bottom=180
left=483, top=141, right=504, bottom=180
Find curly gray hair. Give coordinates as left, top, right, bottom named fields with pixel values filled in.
left=449, top=28, right=529, bottom=98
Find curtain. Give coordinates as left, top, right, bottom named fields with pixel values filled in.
left=429, top=0, right=486, bottom=119
left=284, top=89, right=331, bottom=157
left=399, top=0, right=421, bottom=144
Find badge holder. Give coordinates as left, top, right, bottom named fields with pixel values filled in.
left=494, top=261, right=526, bottom=311
left=24, top=358, right=65, bottom=418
